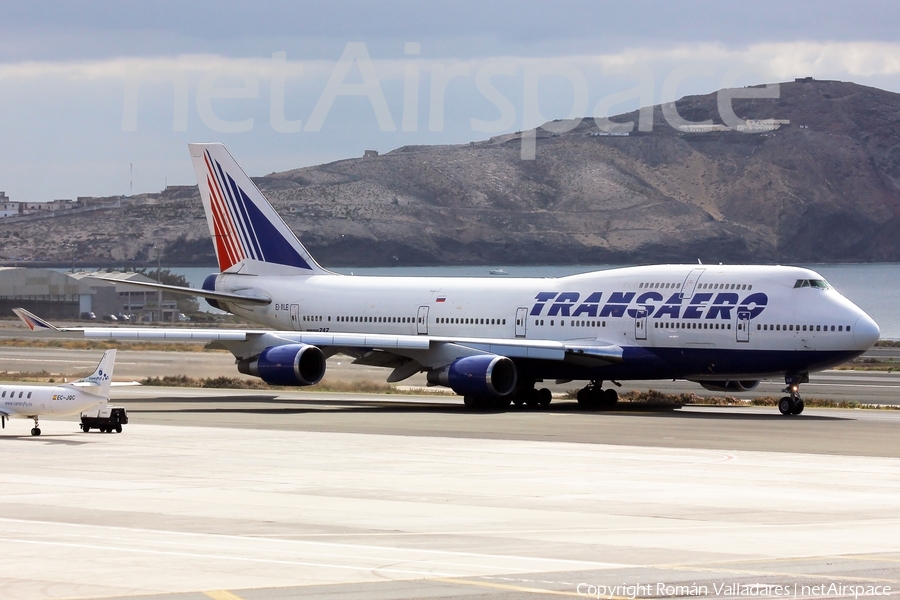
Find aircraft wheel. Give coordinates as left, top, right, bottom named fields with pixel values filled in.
left=512, top=394, right=525, bottom=407
left=538, top=388, right=552, bottom=407
left=601, top=388, right=619, bottom=409
left=31, top=427, right=41, bottom=436
left=115, top=424, right=123, bottom=433
left=463, top=396, right=476, bottom=409
left=576, top=388, right=593, bottom=408
left=525, top=388, right=541, bottom=408
left=791, top=399, right=804, bottom=415
left=82, top=424, right=90, bottom=433
left=778, top=397, right=793, bottom=416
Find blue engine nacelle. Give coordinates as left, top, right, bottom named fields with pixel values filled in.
left=202, top=274, right=223, bottom=311
left=426, top=355, right=517, bottom=397
left=698, top=380, right=760, bottom=392
left=238, top=344, right=326, bottom=386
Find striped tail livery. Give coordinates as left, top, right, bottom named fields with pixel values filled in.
left=189, top=143, right=328, bottom=275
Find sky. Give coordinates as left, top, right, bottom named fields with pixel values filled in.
left=2, top=0, right=900, bottom=202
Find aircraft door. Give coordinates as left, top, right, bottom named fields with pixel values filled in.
left=515, top=307, right=527, bottom=337
left=417, top=306, right=429, bottom=335
left=736, top=309, right=750, bottom=343
left=634, top=309, right=648, bottom=340
left=680, top=268, right=705, bottom=300
left=290, top=304, right=300, bottom=331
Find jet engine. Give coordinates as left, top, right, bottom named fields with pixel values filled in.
left=238, top=344, right=326, bottom=386
left=698, top=380, right=760, bottom=392
left=202, top=274, right=223, bottom=311
left=426, top=355, right=517, bottom=397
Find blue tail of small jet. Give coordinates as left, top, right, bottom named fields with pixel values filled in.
left=188, top=143, right=330, bottom=276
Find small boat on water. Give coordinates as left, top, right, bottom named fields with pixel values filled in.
left=489, top=268, right=509, bottom=275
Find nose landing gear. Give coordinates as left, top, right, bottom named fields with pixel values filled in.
left=779, top=373, right=808, bottom=416
left=30, top=416, right=41, bottom=436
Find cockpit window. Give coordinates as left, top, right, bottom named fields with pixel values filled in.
left=794, top=279, right=831, bottom=289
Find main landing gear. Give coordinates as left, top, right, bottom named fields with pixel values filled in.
left=462, top=383, right=552, bottom=411
left=30, top=416, right=41, bottom=437
left=778, top=374, right=808, bottom=416
left=576, top=381, right=618, bottom=410
left=510, top=386, right=552, bottom=409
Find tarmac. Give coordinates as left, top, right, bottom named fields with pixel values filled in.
left=1, top=335, right=899, bottom=599
left=0, top=390, right=899, bottom=599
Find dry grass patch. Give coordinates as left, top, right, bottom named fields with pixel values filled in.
left=140, top=375, right=436, bottom=395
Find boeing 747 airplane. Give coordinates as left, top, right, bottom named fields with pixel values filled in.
left=0, top=350, right=116, bottom=436
left=15, top=143, right=881, bottom=415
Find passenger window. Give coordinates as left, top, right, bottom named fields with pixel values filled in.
left=18, top=391, right=23, bottom=398
left=838, top=325, right=843, bottom=331
left=27, top=392, right=32, bottom=398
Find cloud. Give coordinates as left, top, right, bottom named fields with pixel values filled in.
left=3, top=40, right=900, bottom=86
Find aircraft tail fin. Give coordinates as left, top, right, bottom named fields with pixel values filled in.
left=72, top=350, right=116, bottom=398
left=188, top=143, right=330, bottom=276
left=13, top=308, right=60, bottom=332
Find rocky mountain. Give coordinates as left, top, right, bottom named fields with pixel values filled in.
left=3, top=79, right=900, bottom=267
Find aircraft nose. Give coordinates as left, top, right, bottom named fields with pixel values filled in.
left=853, top=313, right=880, bottom=351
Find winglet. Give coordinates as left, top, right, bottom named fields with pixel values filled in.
left=13, top=308, right=60, bottom=332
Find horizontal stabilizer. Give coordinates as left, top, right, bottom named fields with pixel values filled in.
left=72, top=349, right=117, bottom=398
left=92, top=276, right=271, bottom=305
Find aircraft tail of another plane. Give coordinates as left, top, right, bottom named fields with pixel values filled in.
left=71, top=349, right=116, bottom=398
left=188, top=143, right=331, bottom=276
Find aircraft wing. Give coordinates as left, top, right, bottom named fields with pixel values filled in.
left=13, top=308, right=623, bottom=367
left=70, top=381, right=142, bottom=388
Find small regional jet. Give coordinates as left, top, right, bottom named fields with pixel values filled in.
left=14, top=143, right=881, bottom=416
left=0, top=350, right=116, bottom=436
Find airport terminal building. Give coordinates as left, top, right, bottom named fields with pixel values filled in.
left=0, top=267, right=177, bottom=321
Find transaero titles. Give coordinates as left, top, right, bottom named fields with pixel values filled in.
left=575, top=581, right=892, bottom=599
left=530, top=291, right=768, bottom=320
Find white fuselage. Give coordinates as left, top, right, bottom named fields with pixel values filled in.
left=214, top=264, right=879, bottom=380
left=0, top=384, right=105, bottom=419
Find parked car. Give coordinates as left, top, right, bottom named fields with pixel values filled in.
left=101, top=314, right=118, bottom=322
left=80, top=312, right=97, bottom=320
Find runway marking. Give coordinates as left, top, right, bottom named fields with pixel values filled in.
left=0, top=517, right=628, bottom=570
left=843, top=554, right=900, bottom=563
left=432, top=577, right=587, bottom=597
left=204, top=592, right=245, bottom=600
left=0, top=535, right=468, bottom=578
